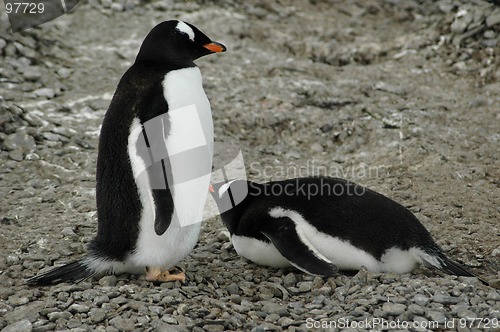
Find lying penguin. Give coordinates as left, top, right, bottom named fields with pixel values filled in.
left=210, top=177, right=487, bottom=283
left=27, top=20, right=225, bottom=285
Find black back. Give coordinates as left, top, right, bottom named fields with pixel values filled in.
left=212, top=177, right=437, bottom=260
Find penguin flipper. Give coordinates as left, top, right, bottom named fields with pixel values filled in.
left=152, top=189, right=174, bottom=236
left=261, top=217, right=338, bottom=277
left=26, top=259, right=96, bottom=286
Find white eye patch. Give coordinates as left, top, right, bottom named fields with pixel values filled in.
left=218, top=180, right=237, bottom=198
left=175, top=21, right=195, bottom=41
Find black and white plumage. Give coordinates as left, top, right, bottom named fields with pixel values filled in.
left=27, top=20, right=226, bottom=285
left=210, top=177, right=487, bottom=284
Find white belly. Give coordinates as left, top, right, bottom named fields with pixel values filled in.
left=231, top=235, right=292, bottom=268
left=126, top=67, right=213, bottom=270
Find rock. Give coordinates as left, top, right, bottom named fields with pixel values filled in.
left=68, top=304, right=90, bottom=314
left=22, top=66, right=42, bottom=82
left=47, top=311, right=72, bottom=322
left=89, top=308, right=106, bottom=323
left=261, top=302, right=287, bottom=315
left=227, top=283, right=239, bottom=295
left=374, top=81, right=406, bottom=96
left=99, top=275, right=117, bottom=287
left=4, top=302, right=45, bottom=324
left=61, top=227, right=77, bottom=237
left=109, top=317, right=135, bottom=332
left=283, top=273, right=297, bottom=287
left=57, top=68, right=72, bottom=79
left=1, top=319, right=32, bottom=332
left=297, top=282, right=312, bottom=293
left=432, top=291, right=459, bottom=304
left=7, top=296, right=29, bottom=306
left=33, top=88, right=55, bottom=99
left=382, top=303, right=406, bottom=316
left=0, top=38, right=6, bottom=52
left=486, top=290, right=500, bottom=301
left=451, top=10, right=473, bottom=33
left=310, top=142, right=323, bottom=153
left=413, top=294, right=430, bottom=306
left=8, top=149, right=24, bottom=161
left=426, top=310, right=447, bottom=324
left=486, top=10, right=500, bottom=27
left=3, top=132, right=36, bottom=152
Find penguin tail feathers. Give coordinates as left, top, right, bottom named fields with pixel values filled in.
left=26, top=259, right=96, bottom=286
left=420, top=247, right=489, bottom=286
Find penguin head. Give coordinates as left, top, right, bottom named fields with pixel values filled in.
left=209, top=179, right=250, bottom=214
left=136, top=20, right=226, bottom=65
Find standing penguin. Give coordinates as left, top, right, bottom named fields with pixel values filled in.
left=210, top=177, right=487, bottom=284
left=27, top=20, right=226, bottom=285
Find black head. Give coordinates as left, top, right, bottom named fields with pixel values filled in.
left=135, top=20, right=226, bottom=65
left=209, top=179, right=250, bottom=212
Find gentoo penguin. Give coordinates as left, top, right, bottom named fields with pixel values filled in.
left=210, top=177, right=487, bottom=284
left=27, top=20, right=226, bottom=285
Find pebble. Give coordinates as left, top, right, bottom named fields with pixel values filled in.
left=57, top=68, right=72, bottom=79
left=0, top=38, right=6, bottom=52
left=22, top=66, right=42, bottom=81
left=310, top=142, right=323, bottom=153
left=3, top=132, right=36, bottom=152
left=32, top=88, right=55, bottom=99
left=413, top=294, right=430, bottom=306
left=486, top=10, right=500, bottom=27
left=1, top=319, right=32, bottom=332
left=99, top=275, right=117, bottom=287
left=382, top=302, right=407, bottom=316
left=109, top=317, right=135, bottom=331
left=426, top=310, right=447, bottom=324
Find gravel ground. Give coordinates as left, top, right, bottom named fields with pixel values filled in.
left=1, top=0, right=499, bottom=331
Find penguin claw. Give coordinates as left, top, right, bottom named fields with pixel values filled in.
left=146, top=266, right=187, bottom=284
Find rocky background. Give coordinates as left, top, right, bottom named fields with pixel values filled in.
left=1, top=0, right=499, bottom=331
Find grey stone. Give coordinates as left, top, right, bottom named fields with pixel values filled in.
left=8, top=149, right=23, bottom=161
left=297, top=282, right=312, bottom=293
left=57, top=68, right=72, bottom=79
left=283, top=273, right=297, bottom=287
left=68, top=304, right=90, bottom=314
left=374, top=81, right=406, bottom=96
left=310, top=142, right=323, bottom=153
left=4, top=302, right=45, bottom=324
left=486, top=290, right=500, bottom=301
left=0, top=39, right=6, bottom=52
left=486, top=11, right=500, bottom=27
left=33, top=88, right=55, bottom=99
left=3, top=132, right=36, bottom=152
left=109, top=317, right=135, bottom=332
left=432, top=291, right=459, bottom=304
left=61, top=227, right=77, bottom=237
left=47, top=311, right=72, bottom=322
left=451, top=11, right=473, bottom=33
left=413, top=294, right=430, bottom=306
left=1, top=319, right=32, bottom=332
left=99, top=275, right=117, bottom=287
left=261, top=302, right=287, bottom=315
left=7, top=296, right=29, bottom=306
left=22, top=67, right=42, bottom=82
left=382, top=303, right=406, bottom=316
left=426, top=310, right=447, bottom=324
left=89, top=308, right=106, bottom=323
left=227, top=283, right=239, bottom=295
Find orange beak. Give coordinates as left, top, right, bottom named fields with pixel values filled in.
left=203, top=41, right=226, bottom=53
left=209, top=184, right=214, bottom=193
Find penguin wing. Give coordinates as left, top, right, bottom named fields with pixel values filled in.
left=261, top=217, right=338, bottom=277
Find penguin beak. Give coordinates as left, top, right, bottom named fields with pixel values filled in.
left=209, top=184, right=214, bottom=193
left=203, top=41, right=226, bottom=53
